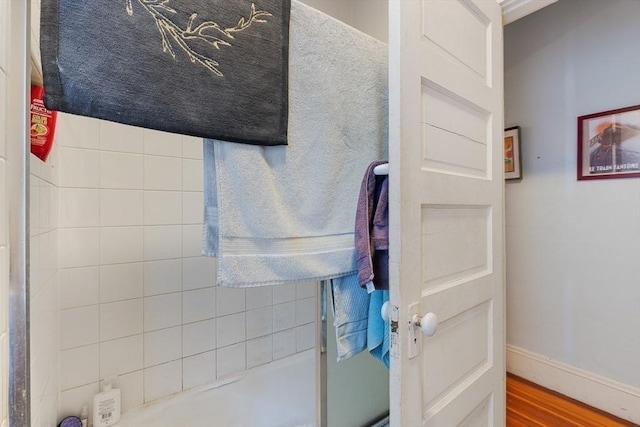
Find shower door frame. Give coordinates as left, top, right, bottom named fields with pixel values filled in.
left=6, top=1, right=32, bottom=426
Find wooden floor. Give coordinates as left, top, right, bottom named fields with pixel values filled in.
left=507, top=374, right=638, bottom=427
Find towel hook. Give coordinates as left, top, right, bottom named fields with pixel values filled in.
left=373, top=163, right=389, bottom=176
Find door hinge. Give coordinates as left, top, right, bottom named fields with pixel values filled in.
left=389, top=304, right=400, bottom=359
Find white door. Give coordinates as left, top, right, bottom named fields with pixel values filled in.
left=388, top=0, right=505, bottom=426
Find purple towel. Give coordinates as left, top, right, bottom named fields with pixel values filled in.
left=355, top=161, right=389, bottom=291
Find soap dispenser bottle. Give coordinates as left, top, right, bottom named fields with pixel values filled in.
left=93, top=378, right=121, bottom=427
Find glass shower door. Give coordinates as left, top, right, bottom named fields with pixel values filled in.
left=320, top=282, right=389, bottom=427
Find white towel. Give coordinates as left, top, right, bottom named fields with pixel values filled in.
left=203, top=0, right=388, bottom=287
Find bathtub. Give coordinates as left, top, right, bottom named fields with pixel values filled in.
left=114, top=350, right=316, bottom=427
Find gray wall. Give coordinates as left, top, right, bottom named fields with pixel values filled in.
left=505, top=0, right=640, bottom=387
left=299, top=0, right=387, bottom=42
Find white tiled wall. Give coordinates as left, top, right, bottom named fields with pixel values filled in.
left=56, top=114, right=318, bottom=420
left=29, top=0, right=61, bottom=422
left=0, top=1, right=9, bottom=425
left=30, top=150, right=60, bottom=427
left=1, top=1, right=59, bottom=424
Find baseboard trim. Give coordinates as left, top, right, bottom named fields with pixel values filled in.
left=506, top=345, right=640, bottom=424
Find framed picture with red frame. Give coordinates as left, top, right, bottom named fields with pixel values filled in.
left=577, top=105, right=640, bottom=181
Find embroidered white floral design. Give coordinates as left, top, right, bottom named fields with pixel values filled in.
left=126, top=0, right=272, bottom=76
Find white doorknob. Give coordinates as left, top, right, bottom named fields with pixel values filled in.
left=412, top=312, right=438, bottom=337
left=381, top=301, right=390, bottom=322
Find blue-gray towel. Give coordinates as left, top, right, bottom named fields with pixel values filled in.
left=330, top=274, right=370, bottom=361
left=40, top=0, right=290, bottom=146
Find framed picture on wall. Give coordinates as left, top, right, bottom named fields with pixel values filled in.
left=577, top=105, right=640, bottom=180
left=504, top=126, right=522, bottom=180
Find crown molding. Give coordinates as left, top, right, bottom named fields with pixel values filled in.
left=498, top=0, right=559, bottom=25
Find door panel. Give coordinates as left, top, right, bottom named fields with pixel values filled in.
left=421, top=206, right=490, bottom=287
left=421, top=0, right=489, bottom=79
left=422, top=84, right=490, bottom=178
left=388, top=0, right=504, bottom=426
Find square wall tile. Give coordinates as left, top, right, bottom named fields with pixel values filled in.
left=58, top=228, right=99, bottom=269
left=216, top=343, right=246, bottom=378
left=100, top=263, right=143, bottom=303
left=247, top=335, right=273, bottom=369
left=182, top=159, right=203, bottom=191
left=143, top=225, right=182, bottom=261
left=216, top=313, right=245, bottom=348
left=182, top=192, right=203, bottom=225
left=246, top=286, right=273, bottom=310
left=100, top=190, right=143, bottom=226
left=182, top=136, right=203, bottom=159
left=100, top=152, right=143, bottom=189
left=297, top=282, right=317, bottom=300
left=216, top=287, right=245, bottom=317
left=273, top=283, right=296, bottom=304
left=0, top=1, right=7, bottom=70
left=0, top=332, right=5, bottom=398
left=113, top=370, right=144, bottom=412
left=246, top=307, right=273, bottom=340
left=30, top=237, right=42, bottom=295
left=58, top=188, right=99, bottom=228
left=144, top=327, right=182, bottom=368
left=296, top=323, right=316, bottom=352
left=29, top=177, right=39, bottom=235
left=182, top=257, right=216, bottom=291
left=0, top=248, right=7, bottom=332
left=0, top=78, right=5, bottom=155
left=183, top=351, right=216, bottom=390
left=100, top=227, right=143, bottom=265
left=60, top=344, right=99, bottom=391
left=144, top=360, right=182, bottom=403
left=144, top=293, right=182, bottom=332
left=182, top=225, right=203, bottom=257
left=37, top=182, right=51, bottom=231
left=182, top=319, right=216, bottom=357
left=273, top=302, right=296, bottom=333
left=100, top=299, right=143, bottom=341
left=296, top=297, right=316, bottom=326
left=0, top=163, right=5, bottom=245
left=143, top=191, right=182, bottom=225
left=99, top=121, right=143, bottom=153
left=0, top=102, right=5, bottom=162
left=56, top=113, right=100, bottom=150
left=272, top=329, right=296, bottom=360
left=144, top=259, right=181, bottom=296
left=59, top=267, right=99, bottom=309
left=143, top=129, right=182, bottom=157
left=60, top=305, right=99, bottom=350
left=100, top=335, right=143, bottom=378
left=183, top=288, right=216, bottom=324
left=51, top=184, right=61, bottom=226
left=31, top=354, right=46, bottom=408
left=59, top=383, right=99, bottom=423
left=59, top=147, right=99, bottom=188
left=144, top=156, right=181, bottom=191
left=0, top=349, right=2, bottom=423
